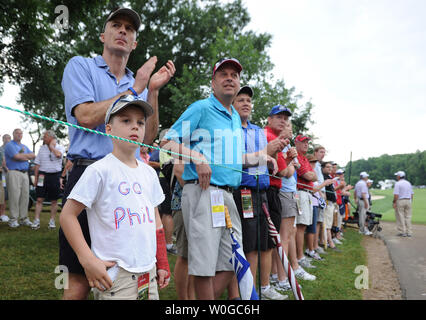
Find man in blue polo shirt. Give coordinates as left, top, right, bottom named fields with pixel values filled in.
left=4, top=128, right=35, bottom=228
left=60, top=7, right=175, bottom=300
left=161, top=58, right=247, bottom=300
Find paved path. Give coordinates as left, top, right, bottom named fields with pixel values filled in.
left=380, top=221, right=426, bottom=300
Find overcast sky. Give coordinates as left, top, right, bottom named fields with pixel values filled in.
left=244, top=0, right=426, bottom=166
left=1, top=0, right=426, bottom=167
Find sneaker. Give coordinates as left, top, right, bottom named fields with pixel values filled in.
left=0, top=215, right=10, bottom=222
left=396, top=233, right=405, bottom=237
left=9, top=220, right=20, bottom=228
left=294, top=267, right=316, bottom=281
left=273, top=279, right=292, bottom=292
left=261, top=286, right=288, bottom=300
left=364, top=230, right=373, bottom=236
left=31, top=219, right=40, bottom=230
left=306, top=250, right=324, bottom=261
left=166, top=244, right=177, bottom=255
left=315, top=247, right=327, bottom=255
left=328, top=246, right=342, bottom=252
left=406, top=234, right=412, bottom=237
left=332, top=238, right=342, bottom=245
left=298, top=256, right=316, bottom=269
left=269, top=275, right=279, bottom=285
left=20, top=218, right=33, bottom=227
left=48, top=219, right=56, bottom=229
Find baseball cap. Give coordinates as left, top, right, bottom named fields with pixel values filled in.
left=394, top=171, right=406, bottom=178
left=367, top=179, right=374, bottom=184
left=295, top=135, right=311, bottom=142
left=360, top=171, right=369, bottom=178
left=237, top=86, right=254, bottom=98
left=105, top=95, right=153, bottom=124
left=269, top=104, right=292, bottom=116
left=212, top=58, right=243, bottom=77
left=104, top=8, right=141, bottom=32
left=336, top=169, right=345, bottom=174
left=306, top=154, right=317, bottom=163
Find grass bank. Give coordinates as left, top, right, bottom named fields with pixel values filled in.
left=0, top=207, right=366, bottom=300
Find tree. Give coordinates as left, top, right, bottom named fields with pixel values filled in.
left=1, top=0, right=315, bottom=141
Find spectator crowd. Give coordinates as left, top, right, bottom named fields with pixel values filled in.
left=0, top=7, right=415, bottom=301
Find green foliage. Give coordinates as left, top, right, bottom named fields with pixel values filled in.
left=346, top=151, right=426, bottom=186
left=0, top=0, right=315, bottom=140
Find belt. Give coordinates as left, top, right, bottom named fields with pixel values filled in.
left=74, top=159, right=98, bottom=166
left=186, top=179, right=234, bottom=193
left=238, top=186, right=267, bottom=193
left=12, top=169, right=28, bottom=173
left=299, top=188, right=313, bottom=194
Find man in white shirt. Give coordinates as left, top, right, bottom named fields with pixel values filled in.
left=32, top=130, right=65, bottom=230
left=393, top=171, right=414, bottom=237
left=354, top=172, right=372, bottom=235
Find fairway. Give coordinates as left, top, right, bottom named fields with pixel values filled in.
left=367, top=188, right=426, bottom=225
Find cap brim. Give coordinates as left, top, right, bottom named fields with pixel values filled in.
left=105, top=8, right=141, bottom=31
left=213, top=59, right=243, bottom=76
left=238, top=86, right=253, bottom=97
left=105, top=100, right=153, bottom=124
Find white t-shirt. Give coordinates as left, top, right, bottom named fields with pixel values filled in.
left=34, top=144, right=65, bottom=173
left=68, top=153, right=165, bottom=273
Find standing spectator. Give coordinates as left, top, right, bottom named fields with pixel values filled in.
left=322, top=162, right=341, bottom=251
left=232, top=89, right=286, bottom=300
left=59, top=96, right=169, bottom=300
left=354, top=172, right=372, bottom=235
left=161, top=58, right=245, bottom=300
left=313, top=145, right=326, bottom=254
left=4, top=128, right=36, bottom=228
left=294, top=135, right=318, bottom=267
left=0, top=134, right=10, bottom=222
left=305, top=154, right=334, bottom=259
left=393, top=171, right=414, bottom=237
left=278, top=123, right=316, bottom=283
left=139, top=146, right=151, bottom=164
left=31, top=130, right=65, bottom=230
left=60, top=7, right=175, bottom=300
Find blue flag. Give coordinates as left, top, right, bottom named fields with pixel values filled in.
left=229, top=233, right=259, bottom=300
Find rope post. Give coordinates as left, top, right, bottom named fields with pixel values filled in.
left=255, top=170, right=261, bottom=299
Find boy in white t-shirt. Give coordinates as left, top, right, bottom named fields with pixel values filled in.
left=60, top=95, right=170, bottom=300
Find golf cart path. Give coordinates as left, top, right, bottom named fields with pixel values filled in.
left=380, top=221, right=426, bottom=300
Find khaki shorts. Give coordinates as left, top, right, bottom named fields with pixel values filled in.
left=172, top=210, right=188, bottom=258
left=93, top=266, right=158, bottom=300
left=181, top=184, right=242, bottom=277
left=324, top=203, right=335, bottom=229
left=295, top=190, right=313, bottom=226
left=317, top=208, right=324, bottom=223
left=0, top=182, right=4, bottom=205
left=279, top=191, right=298, bottom=218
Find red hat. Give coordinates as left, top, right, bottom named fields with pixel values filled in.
left=212, top=58, right=243, bottom=77
left=295, top=135, right=310, bottom=142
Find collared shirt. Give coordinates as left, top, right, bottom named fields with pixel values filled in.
left=240, top=121, right=269, bottom=190
left=315, top=161, right=325, bottom=192
left=394, top=179, right=414, bottom=200
left=165, top=94, right=243, bottom=188
left=280, top=145, right=297, bottom=192
left=4, top=141, right=32, bottom=171
left=354, top=180, right=369, bottom=199
left=265, top=126, right=286, bottom=189
left=62, top=55, right=148, bottom=161
left=34, top=144, right=65, bottom=173
left=296, top=153, right=314, bottom=191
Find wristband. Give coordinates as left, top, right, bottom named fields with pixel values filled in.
left=128, top=87, right=138, bottom=96
left=156, top=228, right=171, bottom=280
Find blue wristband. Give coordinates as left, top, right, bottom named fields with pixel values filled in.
left=128, top=87, right=138, bottom=96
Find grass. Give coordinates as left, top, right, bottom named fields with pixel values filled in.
left=366, top=188, right=426, bottom=225
left=1, top=205, right=367, bottom=300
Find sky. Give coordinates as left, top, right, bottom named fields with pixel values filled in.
left=1, top=0, right=426, bottom=167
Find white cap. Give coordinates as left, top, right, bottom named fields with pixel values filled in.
left=336, top=169, right=345, bottom=174
left=367, top=179, right=374, bottom=184
left=105, top=95, right=153, bottom=124
left=360, top=171, right=369, bottom=178
left=394, top=171, right=405, bottom=178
